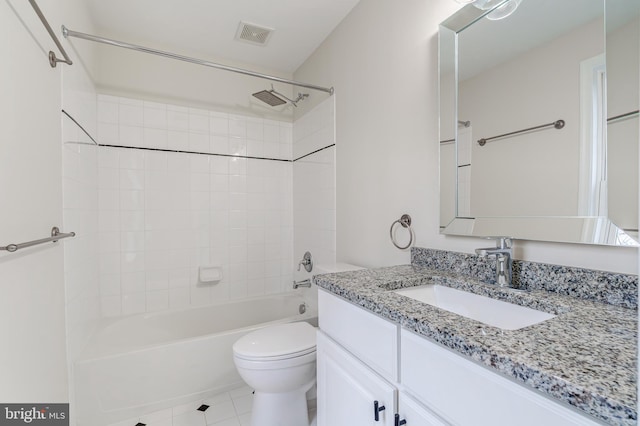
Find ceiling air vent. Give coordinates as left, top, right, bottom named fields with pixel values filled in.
left=235, top=21, right=274, bottom=46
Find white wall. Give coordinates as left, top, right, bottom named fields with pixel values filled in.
left=294, top=0, right=638, bottom=274
left=0, top=0, right=95, bottom=403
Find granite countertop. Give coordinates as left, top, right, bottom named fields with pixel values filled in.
left=314, top=264, right=638, bottom=426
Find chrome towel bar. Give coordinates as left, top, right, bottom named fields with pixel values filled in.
left=1, top=227, right=76, bottom=253
left=607, top=110, right=639, bottom=123
left=28, top=0, right=73, bottom=68
left=477, top=119, right=565, bottom=146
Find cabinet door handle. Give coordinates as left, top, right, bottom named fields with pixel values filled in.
left=374, top=400, right=386, bottom=421
left=395, top=414, right=407, bottom=426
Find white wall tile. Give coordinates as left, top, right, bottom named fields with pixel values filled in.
left=147, top=290, right=169, bottom=312
left=98, top=123, right=119, bottom=144
left=119, top=104, right=143, bottom=126
left=122, top=292, right=146, bottom=315
left=189, top=113, right=209, bottom=134
left=121, top=271, right=146, bottom=293
left=144, top=128, right=168, bottom=149
left=101, top=296, right=122, bottom=317
left=168, top=130, right=189, bottom=151
left=119, top=149, right=145, bottom=170
left=119, top=125, right=143, bottom=147
left=293, top=97, right=336, bottom=271
left=189, top=133, right=209, bottom=152
left=169, top=287, right=190, bottom=308
left=144, top=105, right=167, bottom=129
left=96, top=95, right=295, bottom=318
left=167, top=110, right=189, bottom=131
left=98, top=100, right=119, bottom=124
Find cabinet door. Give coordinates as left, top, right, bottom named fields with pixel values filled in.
left=401, top=329, right=602, bottom=426
left=397, top=392, right=448, bottom=426
left=317, top=331, right=396, bottom=426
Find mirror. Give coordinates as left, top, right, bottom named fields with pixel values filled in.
left=439, top=0, right=639, bottom=246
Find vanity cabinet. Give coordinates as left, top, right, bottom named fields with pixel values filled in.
left=397, top=392, right=447, bottom=426
left=317, top=289, right=603, bottom=426
left=317, top=290, right=446, bottom=426
left=317, top=332, right=397, bottom=426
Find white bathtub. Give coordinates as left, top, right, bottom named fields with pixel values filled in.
left=74, top=292, right=317, bottom=426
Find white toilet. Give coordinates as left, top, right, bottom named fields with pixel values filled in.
left=232, top=321, right=317, bottom=426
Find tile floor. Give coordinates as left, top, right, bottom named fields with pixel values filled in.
left=108, top=385, right=317, bottom=426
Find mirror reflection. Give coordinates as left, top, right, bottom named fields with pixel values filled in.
left=439, top=0, right=639, bottom=246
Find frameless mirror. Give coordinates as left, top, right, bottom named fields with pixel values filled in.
left=439, top=0, right=639, bottom=246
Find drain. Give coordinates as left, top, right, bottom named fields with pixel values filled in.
left=299, top=303, right=307, bottom=314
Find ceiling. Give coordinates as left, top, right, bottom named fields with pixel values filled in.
left=85, top=0, right=361, bottom=74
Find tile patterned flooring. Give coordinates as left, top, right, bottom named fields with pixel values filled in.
left=108, top=385, right=317, bottom=426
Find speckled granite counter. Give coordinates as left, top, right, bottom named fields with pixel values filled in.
left=314, top=264, right=637, bottom=425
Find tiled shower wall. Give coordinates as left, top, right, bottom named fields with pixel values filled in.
left=293, top=98, right=336, bottom=272
left=97, top=95, right=294, bottom=317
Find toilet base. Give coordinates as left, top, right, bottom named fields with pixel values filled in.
left=250, top=387, right=312, bottom=426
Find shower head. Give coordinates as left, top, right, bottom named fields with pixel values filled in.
left=252, top=89, right=287, bottom=107
left=252, top=85, right=309, bottom=108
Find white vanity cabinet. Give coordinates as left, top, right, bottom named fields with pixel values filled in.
left=318, top=289, right=604, bottom=426
left=317, top=290, right=446, bottom=426
left=317, top=332, right=397, bottom=426
left=397, top=392, right=447, bottom=426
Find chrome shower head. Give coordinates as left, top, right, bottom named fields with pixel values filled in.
left=252, top=89, right=287, bottom=107
left=252, top=85, right=309, bottom=108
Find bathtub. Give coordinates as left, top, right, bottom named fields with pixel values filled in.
left=74, top=292, right=317, bottom=426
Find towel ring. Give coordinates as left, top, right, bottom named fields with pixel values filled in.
left=390, top=214, right=413, bottom=250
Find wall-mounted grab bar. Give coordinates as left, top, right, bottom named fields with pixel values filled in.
left=607, top=110, right=639, bottom=123
left=28, top=0, right=73, bottom=68
left=477, top=119, right=565, bottom=146
left=0, top=227, right=75, bottom=253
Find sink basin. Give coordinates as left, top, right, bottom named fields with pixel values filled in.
left=394, top=285, right=555, bottom=330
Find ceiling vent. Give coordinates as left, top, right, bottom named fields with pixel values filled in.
left=235, top=21, right=274, bottom=46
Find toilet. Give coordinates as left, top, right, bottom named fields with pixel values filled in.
left=232, top=321, right=317, bottom=426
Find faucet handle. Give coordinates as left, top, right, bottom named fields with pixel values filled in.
left=486, top=236, right=512, bottom=249
left=297, top=251, right=313, bottom=272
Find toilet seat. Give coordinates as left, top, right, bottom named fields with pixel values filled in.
left=233, top=321, right=316, bottom=361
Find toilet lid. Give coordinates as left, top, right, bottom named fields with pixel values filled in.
left=233, top=322, right=316, bottom=360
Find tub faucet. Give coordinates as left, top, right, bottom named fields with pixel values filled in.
left=475, top=237, right=513, bottom=288
left=293, top=279, right=312, bottom=289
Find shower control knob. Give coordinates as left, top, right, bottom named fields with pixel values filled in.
left=297, top=251, right=313, bottom=272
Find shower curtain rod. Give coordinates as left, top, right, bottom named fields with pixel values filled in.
left=61, top=26, right=334, bottom=95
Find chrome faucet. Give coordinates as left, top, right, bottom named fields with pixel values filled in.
left=293, top=279, right=312, bottom=289
left=475, top=237, right=513, bottom=288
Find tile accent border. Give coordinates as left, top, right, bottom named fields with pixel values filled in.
left=411, top=247, right=638, bottom=309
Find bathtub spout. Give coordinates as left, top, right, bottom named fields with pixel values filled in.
left=293, top=279, right=312, bottom=289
